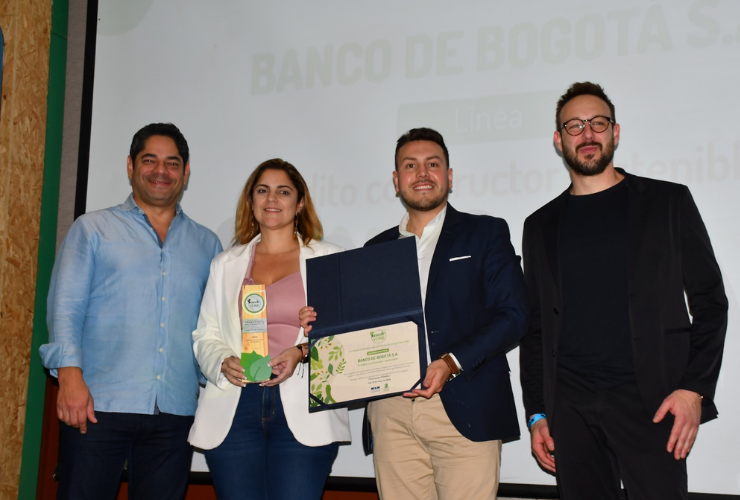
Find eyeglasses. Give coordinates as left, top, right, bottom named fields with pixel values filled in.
left=560, top=116, right=614, bottom=136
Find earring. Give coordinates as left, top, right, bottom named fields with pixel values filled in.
left=293, top=213, right=299, bottom=236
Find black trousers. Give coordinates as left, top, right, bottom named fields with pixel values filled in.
left=57, top=412, right=194, bottom=500
left=551, top=367, right=688, bottom=500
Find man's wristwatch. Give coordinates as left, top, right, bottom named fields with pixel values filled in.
left=439, top=353, right=461, bottom=382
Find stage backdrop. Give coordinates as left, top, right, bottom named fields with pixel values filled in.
left=87, top=0, right=739, bottom=495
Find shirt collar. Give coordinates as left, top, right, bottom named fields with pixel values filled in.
left=121, top=193, right=183, bottom=216
left=399, top=204, right=448, bottom=240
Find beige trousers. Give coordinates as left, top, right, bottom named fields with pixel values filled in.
left=368, top=394, right=501, bottom=500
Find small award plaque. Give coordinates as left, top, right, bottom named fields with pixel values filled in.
left=240, top=284, right=271, bottom=382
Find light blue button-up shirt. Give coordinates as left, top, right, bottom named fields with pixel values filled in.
left=40, top=195, right=222, bottom=416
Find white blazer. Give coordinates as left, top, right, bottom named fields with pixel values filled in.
left=188, top=235, right=351, bottom=450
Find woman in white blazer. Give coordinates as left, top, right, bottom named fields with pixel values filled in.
left=188, top=159, right=350, bottom=500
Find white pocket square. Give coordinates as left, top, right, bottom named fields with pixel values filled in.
left=449, top=255, right=471, bottom=262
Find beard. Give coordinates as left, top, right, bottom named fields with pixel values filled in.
left=563, top=138, right=615, bottom=177
left=399, top=185, right=448, bottom=212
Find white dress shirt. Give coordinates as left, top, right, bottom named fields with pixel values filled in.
left=398, top=205, right=460, bottom=369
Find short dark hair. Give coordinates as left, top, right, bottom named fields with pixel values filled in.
left=395, top=127, right=449, bottom=170
left=555, top=82, right=616, bottom=130
left=129, top=123, right=189, bottom=166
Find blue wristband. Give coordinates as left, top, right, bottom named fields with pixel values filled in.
left=528, top=413, right=546, bottom=430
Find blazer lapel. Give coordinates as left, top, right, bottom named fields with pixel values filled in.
left=222, top=238, right=259, bottom=340
left=427, top=204, right=460, bottom=293
left=543, top=192, right=567, bottom=290
left=624, top=172, right=648, bottom=338
left=296, top=239, right=315, bottom=345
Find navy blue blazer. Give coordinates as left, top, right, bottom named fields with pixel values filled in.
left=366, top=204, right=528, bottom=442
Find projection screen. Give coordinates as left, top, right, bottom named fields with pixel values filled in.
left=86, top=0, right=739, bottom=495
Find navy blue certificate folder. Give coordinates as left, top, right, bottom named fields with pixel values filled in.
left=306, top=237, right=425, bottom=411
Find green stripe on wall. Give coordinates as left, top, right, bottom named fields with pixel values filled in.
left=17, top=0, right=68, bottom=497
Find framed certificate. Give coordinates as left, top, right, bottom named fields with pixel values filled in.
left=310, top=322, right=421, bottom=408
left=306, top=237, right=426, bottom=411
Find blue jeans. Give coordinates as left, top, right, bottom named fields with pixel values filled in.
left=204, top=384, right=339, bottom=500
left=57, top=411, right=194, bottom=500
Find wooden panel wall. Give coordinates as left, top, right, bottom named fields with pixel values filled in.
left=0, top=0, right=53, bottom=498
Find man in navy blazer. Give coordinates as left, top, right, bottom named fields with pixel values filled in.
left=520, top=82, right=728, bottom=500
left=365, top=127, right=528, bottom=500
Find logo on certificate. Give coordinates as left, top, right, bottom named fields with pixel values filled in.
left=243, top=293, right=265, bottom=314
left=369, top=329, right=386, bottom=343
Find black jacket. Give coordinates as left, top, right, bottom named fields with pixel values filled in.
left=520, top=169, right=728, bottom=424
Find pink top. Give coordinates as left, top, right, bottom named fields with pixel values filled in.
left=240, top=246, right=305, bottom=357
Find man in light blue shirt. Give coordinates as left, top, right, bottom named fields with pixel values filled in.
left=40, top=123, right=222, bottom=500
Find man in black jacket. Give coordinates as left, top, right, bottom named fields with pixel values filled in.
left=520, top=82, right=727, bottom=500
